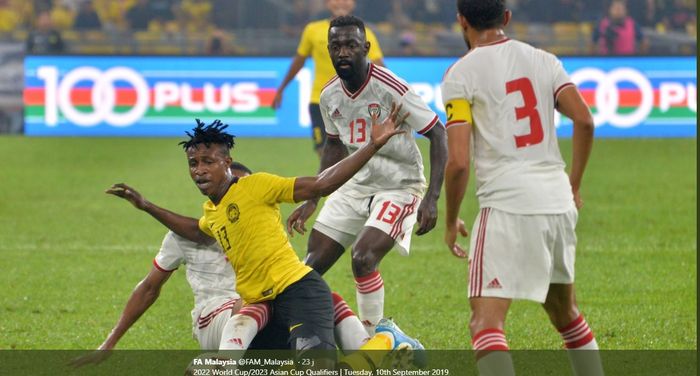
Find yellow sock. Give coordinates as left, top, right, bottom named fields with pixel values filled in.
left=338, top=333, right=394, bottom=371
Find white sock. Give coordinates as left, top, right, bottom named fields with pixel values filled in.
left=355, top=271, right=384, bottom=335
left=219, top=303, right=269, bottom=350
left=332, top=292, right=370, bottom=352
left=559, top=315, right=604, bottom=376
left=472, top=328, right=515, bottom=376
left=476, top=351, right=516, bottom=376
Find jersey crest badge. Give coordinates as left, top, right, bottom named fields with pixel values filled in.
left=226, top=203, right=240, bottom=223
left=368, top=103, right=381, bottom=117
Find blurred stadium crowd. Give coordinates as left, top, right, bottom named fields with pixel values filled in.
left=0, top=0, right=696, bottom=56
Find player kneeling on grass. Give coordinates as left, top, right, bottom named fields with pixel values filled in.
left=98, top=114, right=405, bottom=368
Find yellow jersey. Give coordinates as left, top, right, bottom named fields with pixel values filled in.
left=297, top=19, right=384, bottom=103
left=198, top=173, right=312, bottom=303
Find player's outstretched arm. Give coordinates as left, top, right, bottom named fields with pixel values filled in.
left=443, top=122, right=471, bottom=258
left=286, top=136, right=348, bottom=236
left=292, top=103, right=407, bottom=203
left=556, top=86, right=594, bottom=209
left=415, top=122, right=447, bottom=235
left=106, top=183, right=214, bottom=245
left=69, top=267, right=172, bottom=368
left=273, top=54, right=306, bottom=109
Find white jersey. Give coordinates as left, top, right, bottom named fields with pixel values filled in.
left=153, top=231, right=239, bottom=330
left=320, top=63, right=440, bottom=198
left=441, top=39, right=575, bottom=214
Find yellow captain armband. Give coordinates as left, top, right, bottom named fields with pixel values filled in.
left=444, top=98, right=473, bottom=128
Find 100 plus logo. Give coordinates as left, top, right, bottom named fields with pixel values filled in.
left=565, top=67, right=696, bottom=128
left=35, top=66, right=261, bottom=127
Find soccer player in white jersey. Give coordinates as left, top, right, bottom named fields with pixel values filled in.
left=441, top=1, right=603, bottom=375
left=287, top=15, right=447, bottom=335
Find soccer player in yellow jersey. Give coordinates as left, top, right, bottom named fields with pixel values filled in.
left=273, top=0, right=385, bottom=157
left=105, top=112, right=406, bottom=358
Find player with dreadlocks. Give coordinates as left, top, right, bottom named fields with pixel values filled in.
left=106, top=114, right=406, bottom=364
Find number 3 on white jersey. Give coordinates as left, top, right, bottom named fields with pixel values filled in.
left=506, top=77, right=544, bottom=148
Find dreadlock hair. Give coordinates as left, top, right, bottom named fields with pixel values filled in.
left=457, top=0, right=506, bottom=31
left=329, top=15, right=366, bottom=37
left=179, top=119, right=235, bottom=152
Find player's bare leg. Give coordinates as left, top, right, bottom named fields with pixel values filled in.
left=543, top=284, right=604, bottom=376
left=469, top=297, right=515, bottom=376
left=351, top=226, right=394, bottom=334
left=304, top=229, right=346, bottom=275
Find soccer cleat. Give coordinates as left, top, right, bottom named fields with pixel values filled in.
left=375, top=318, right=427, bottom=368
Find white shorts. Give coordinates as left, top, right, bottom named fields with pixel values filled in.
left=467, top=207, right=578, bottom=303
left=313, top=190, right=421, bottom=256
left=193, top=297, right=241, bottom=350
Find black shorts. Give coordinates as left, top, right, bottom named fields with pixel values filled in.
left=309, top=103, right=327, bottom=151
left=249, top=270, right=335, bottom=351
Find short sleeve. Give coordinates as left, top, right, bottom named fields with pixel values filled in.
left=551, top=56, right=574, bottom=102
left=243, top=173, right=297, bottom=204
left=399, top=88, right=440, bottom=135
left=153, top=231, right=185, bottom=272
left=199, top=215, right=214, bottom=237
left=441, top=67, right=474, bottom=128
left=296, top=23, right=313, bottom=57
left=440, top=68, right=468, bottom=103
left=366, top=27, right=384, bottom=61
left=320, top=98, right=339, bottom=138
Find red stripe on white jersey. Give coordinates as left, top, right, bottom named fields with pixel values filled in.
left=477, top=37, right=510, bottom=48
left=372, top=66, right=409, bottom=92
left=554, top=82, right=575, bottom=102
left=371, top=73, right=407, bottom=96
left=390, top=196, right=418, bottom=239
left=197, top=300, right=238, bottom=329
left=470, top=208, right=490, bottom=297
left=417, top=115, right=440, bottom=135
left=326, top=133, right=340, bottom=139
left=373, top=65, right=409, bottom=90
left=152, top=259, right=177, bottom=273
left=322, top=75, right=340, bottom=91
left=199, top=299, right=238, bottom=322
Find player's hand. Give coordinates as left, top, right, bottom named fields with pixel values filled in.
left=272, top=89, right=284, bottom=109
left=68, top=349, right=112, bottom=368
left=370, top=102, right=408, bottom=148
left=415, top=198, right=438, bottom=236
left=286, top=200, right=318, bottom=237
left=573, top=189, right=583, bottom=209
left=445, top=219, right=469, bottom=258
left=106, top=183, right=148, bottom=210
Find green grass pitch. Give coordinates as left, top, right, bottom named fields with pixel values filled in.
left=0, top=136, right=695, bottom=350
